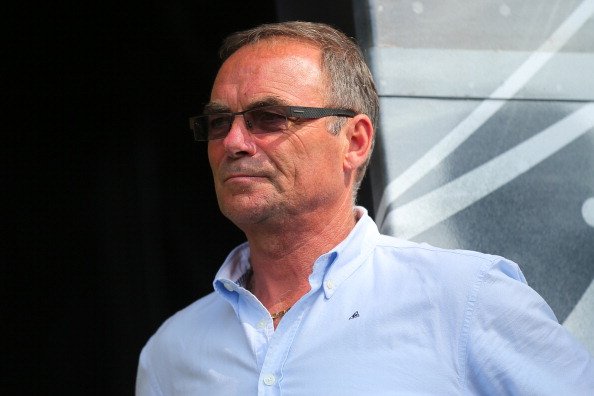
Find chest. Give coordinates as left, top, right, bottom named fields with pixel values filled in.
left=195, top=292, right=464, bottom=395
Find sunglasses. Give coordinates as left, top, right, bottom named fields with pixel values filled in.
left=188, top=105, right=356, bottom=141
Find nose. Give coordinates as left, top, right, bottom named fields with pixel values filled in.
left=222, top=115, right=257, bottom=158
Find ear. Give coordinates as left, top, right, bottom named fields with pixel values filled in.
left=343, top=114, right=374, bottom=173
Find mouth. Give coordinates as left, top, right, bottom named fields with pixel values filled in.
left=223, top=174, right=267, bottom=183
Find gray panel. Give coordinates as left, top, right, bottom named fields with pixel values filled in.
left=367, top=0, right=593, bottom=51
left=372, top=48, right=594, bottom=100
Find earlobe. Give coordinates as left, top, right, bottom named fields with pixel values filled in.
left=344, top=114, right=373, bottom=172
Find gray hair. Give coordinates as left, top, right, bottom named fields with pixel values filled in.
left=219, top=21, right=379, bottom=197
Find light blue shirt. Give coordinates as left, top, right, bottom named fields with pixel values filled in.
left=136, top=207, right=594, bottom=395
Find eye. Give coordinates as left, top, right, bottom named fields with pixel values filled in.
left=208, top=115, right=231, bottom=131
left=251, top=109, right=287, bottom=132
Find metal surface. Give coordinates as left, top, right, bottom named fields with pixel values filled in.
left=355, top=0, right=594, bottom=352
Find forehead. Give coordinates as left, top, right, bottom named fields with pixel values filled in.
left=211, top=38, right=326, bottom=109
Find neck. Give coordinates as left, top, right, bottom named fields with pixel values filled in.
left=244, top=202, right=358, bottom=315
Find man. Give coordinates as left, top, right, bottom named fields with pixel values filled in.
left=136, top=21, right=593, bottom=395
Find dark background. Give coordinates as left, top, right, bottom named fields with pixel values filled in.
left=5, top=1, right=369, bottom=394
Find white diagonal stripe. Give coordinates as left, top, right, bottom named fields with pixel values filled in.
left=376, top=0, right=594, bottom=227
left=382, top=104, right=594, bottom=239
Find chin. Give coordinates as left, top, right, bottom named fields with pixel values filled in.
left=219, top=199, right=279, bottom=227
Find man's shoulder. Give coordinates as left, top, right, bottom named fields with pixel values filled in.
left=375, top=233, right=501, bottom=261
left=168, top=291, right=225, bottom=326
left=146, top=292, right=228, bottom=349
left=137, top=291, right=245, bottom=390
left=371, top=233, right=523, bottom=282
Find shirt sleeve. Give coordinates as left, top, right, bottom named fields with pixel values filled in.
left=135, top=339, right=163, bottom=396
left=462, top=258, right=594, bottom=395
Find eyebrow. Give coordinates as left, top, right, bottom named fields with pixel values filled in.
left=202, top=103, right=230, bottom=113
left=202, top=96, right=290, bottom=114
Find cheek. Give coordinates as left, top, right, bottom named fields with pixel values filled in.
left=207, top=144, right=224, bottom=175
left=259, top=132, right=345, bottom=188
left=207, top=142, right=218, bottom=161
left=301, top=144, right=345, bottom=185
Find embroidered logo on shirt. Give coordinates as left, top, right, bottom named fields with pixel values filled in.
left=348, top=311, right=360, bottom=320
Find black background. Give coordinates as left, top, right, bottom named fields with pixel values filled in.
left=5, top=1, right=368, bottom=394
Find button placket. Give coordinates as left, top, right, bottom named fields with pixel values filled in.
left=257, top=303, right=302, bottom=394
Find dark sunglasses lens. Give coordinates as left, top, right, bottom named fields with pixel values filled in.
left=248, top=108, right=288, bottom=133
left=207, top=114, right=232, bottom=139
left=191, top=117, right=208, bottom=141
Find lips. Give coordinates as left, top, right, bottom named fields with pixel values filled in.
left=221, top=169, right=269, bottom=182
left=219, top=162, right=271, bottom=183
left=224, top=174, right=263, bottom=182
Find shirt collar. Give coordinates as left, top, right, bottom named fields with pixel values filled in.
left=213, top=242, right=251, bottom=296
left=213, top=206, right=380, bottom=299
left=314, top=206, right=380, bottom=299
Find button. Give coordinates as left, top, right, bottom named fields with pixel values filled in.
left=263, top=374, right=276, bottom=386
left=257, top=319, right=267, bottom=329
left=224, top=282, right=235, bottom=291
left=325, top=280, right=335, bottom=290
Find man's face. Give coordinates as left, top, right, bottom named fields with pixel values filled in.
left=207, top=39, right=351, bottom=229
